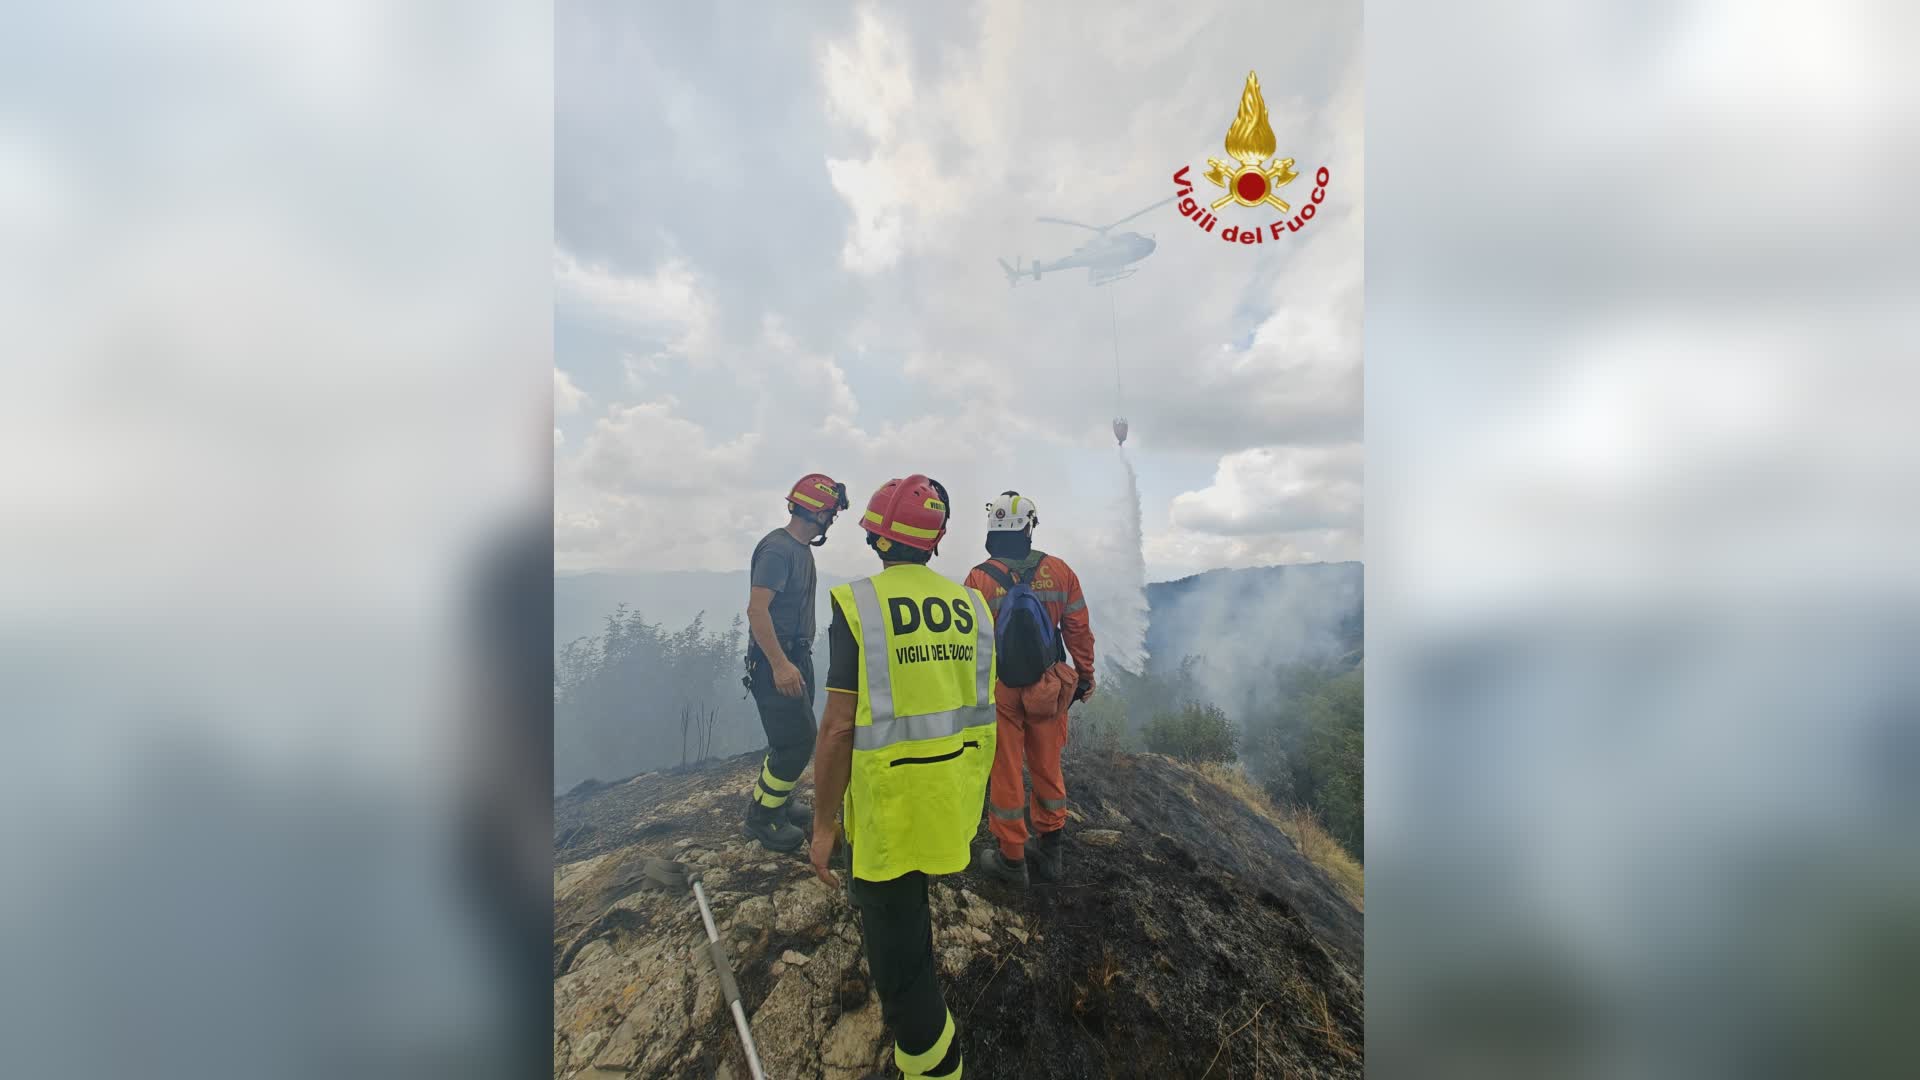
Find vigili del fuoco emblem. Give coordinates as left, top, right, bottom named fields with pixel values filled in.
left=1173, top=70, right=1331, bottom=244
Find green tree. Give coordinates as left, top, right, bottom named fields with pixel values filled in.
left=1243, top=663, right=1364, bottom=859
left=1143, top=702, right=1237, bottom=764
left=554, top=607, right=756, bottom=791
left=1297, top=668, right=1363, bottom=857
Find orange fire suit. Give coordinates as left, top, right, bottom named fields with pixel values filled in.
left=963, top=552, right=1096, bottom=861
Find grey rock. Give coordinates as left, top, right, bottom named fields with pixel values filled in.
left=940, top=945, right=971, bottom=974
left=734, top=895, right=774, bottom=931
left=774, top=877, right=838, bottom=935
left=819, top=998, right=887, bottom=1077
left=747, top=970, right=831, bottom=1078
left=568, top=1027, right=605, bottom=1068
left=571, top=939, right=613, bottom=970
left=591, top=1017, right=639, bottom=1070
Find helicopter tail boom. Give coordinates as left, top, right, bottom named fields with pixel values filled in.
left=998, top=257, right=1040, bottom=285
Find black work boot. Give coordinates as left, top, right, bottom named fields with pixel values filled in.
left=742, top=796, right=804, bottom=852
left=783, top=796, right=813, bottom=830
left=973, top=845, right=1028, bottom=888
left=1030, top=827, right=1065, bottom=883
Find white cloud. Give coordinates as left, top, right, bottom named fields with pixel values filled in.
left=756, top=316, right=860, bottom=420
left=554, top=367, right=589, bottom=414
left=1145, top=442, right=1365, bottom=574
left=818, top=6, right=1004, bottom=273
left=553, top=247, right=714, bottom=356
left=824, top=156, right=911, bottom=273
left=819, top=8, right=916, bottom=142
left=576, top=400, right=761, bottom=495
left=1147, top=525, right=1361, bottom=578
left=1172, top=445, right=1363, bottom=536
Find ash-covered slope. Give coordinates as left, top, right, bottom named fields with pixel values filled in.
left=554, top=750, right=1363, bottom=1079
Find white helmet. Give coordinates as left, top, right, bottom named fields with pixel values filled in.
left=985, top=490, right=1038, bottom=533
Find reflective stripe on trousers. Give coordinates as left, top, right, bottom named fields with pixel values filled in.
left=753, top=758, right=797, bottom=808
left=897, top=1008, right=960, bottom=1078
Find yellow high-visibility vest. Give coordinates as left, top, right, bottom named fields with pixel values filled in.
left=831, top=563, right=997, bottom=882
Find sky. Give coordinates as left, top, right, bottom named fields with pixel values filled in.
left=554, top=0, right=1363, bottom=584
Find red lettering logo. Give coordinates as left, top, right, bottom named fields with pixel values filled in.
left=1171, top=71, right=1331, bottom=244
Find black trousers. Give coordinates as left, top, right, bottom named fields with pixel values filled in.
left=749, top=648, right=816, bottom=799
left=849, top=870, right=962, bottom=1077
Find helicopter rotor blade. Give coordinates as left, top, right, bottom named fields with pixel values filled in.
left=1035, top=216, right=1107, bottom=232
left=1101, top=194, right=1179, bottom=230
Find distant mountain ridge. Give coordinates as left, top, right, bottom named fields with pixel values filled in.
left=1136, top=561, right=1363, bottom=733
left=1144, top=561, right=1363, bottom=672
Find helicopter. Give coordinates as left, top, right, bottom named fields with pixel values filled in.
left=998, top=195, right=1175, bottom=287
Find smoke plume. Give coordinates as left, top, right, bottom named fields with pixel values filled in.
left=1071, top=449, right=1151, bottom=676
left=1143, top=561, right=1363, bottom=724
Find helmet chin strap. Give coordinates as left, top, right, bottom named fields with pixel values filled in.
left=808, top=509, right=835, bottom=546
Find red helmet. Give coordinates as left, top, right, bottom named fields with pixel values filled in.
left=787, top=473, right=849, bottom=516
left=859, top=474, right=950, bottom=552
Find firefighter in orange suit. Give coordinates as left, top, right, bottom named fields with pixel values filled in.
left=964, top=490, right=1095, bottom=887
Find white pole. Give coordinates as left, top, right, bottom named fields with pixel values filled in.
left=693, top=880, right=767, bottom=1080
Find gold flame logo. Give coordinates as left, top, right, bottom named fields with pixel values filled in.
left=1204, top=71, right=1298, bottom=213
left=1224, top=71, right=1277, bottom=166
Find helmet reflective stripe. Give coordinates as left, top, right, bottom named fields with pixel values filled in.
left=861, top=475, right=948, bottom=551
left=847, top=577, right=994, bottom=750
left=865, top=509, right=941, bottom=541
left=790, top=473, right=847, bottom=512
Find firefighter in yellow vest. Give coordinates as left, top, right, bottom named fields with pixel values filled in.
left=808, top=474, right=995, bottom=1080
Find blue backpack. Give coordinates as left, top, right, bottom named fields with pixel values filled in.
left=978, top=553, right=1062, bottom=688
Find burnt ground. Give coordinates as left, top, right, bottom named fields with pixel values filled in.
left=554, top=749, right=1362, bottom=1079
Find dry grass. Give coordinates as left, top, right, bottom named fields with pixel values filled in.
left=1194, top=762, right=1365, bottom=908
left=1071, top=943, right=1125, bottom=1019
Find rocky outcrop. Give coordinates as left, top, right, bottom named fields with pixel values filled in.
left=555, top=750, right=1363, bottom=1078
